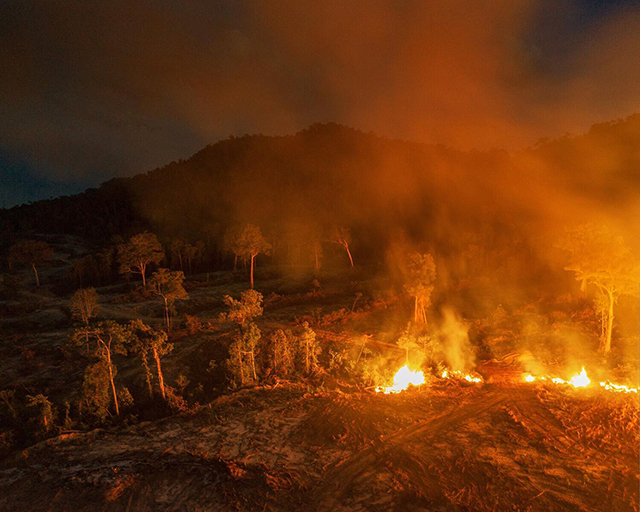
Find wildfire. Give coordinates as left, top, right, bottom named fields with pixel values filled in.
left=523, top=367, right=638, bottom=394
left=441, top=368, right=483, bottom=383
left=376, top=365, right=426, bottom=394
left=599, top=381, right=638, bottom=394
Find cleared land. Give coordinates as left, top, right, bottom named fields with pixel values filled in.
left=1, top=379, right=637, bottom=511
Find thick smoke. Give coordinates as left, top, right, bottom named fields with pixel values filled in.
left=437, top=308, right=475, bottom=372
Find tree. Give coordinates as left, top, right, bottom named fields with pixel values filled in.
left=299, top=322, right=320, bottom=375
left=183, top=242, right=202, bottom=274
left=222, top=290, right=264, bottom=387
left=71, top=321, right=130, bottom=415
left=80, top=361, right=111, bottom=421
left=117, top=232, right=164, bottom=288
left=149, top=268, right=188, bottom=331
left=402, top=252, right=436, bottom=325
left=70, top=287, right=99, bottom=325
left=328, top=226, right=354, bottom=268
left=225, top=224, right=271, bottom=288
left=8, top=240, right=54, bottom=287
left=70, top=288, right=100, bottom=354
left=26, top=394, right=53, bottom=432
left=397, top=325, right=418, bottom=366
left=269, top=329, right=295, bottom=377
left=128, top=320, right=173, bottom=400
left=170, top=238, right=186, bottom=270
left=227, top=322, right=261, bottom=387
left=221, top=289, right=263, bottom=325
left=557, top=224, right=640, bottom=354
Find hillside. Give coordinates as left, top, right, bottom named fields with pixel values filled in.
left=2, top=115, right=639, bottom=253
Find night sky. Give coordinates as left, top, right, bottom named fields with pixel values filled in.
left=1, top=0, right=638, bottom=208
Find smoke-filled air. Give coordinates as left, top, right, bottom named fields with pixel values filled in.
left=0, top=1, right=638, bottom=510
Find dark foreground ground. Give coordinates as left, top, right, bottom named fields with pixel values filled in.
left=1, top=379, right=637, bottom=512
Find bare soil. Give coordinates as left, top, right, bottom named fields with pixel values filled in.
left=1, top=380, right=637, bottom=511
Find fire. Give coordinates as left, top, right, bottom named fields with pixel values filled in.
left=523, top=367, right=638, bottom=394
left=568, top=367, right=590, bottom=388
left=599, top=381, right=638, bottom=394
left=376, top=365, right=426, bottom=394
left=441, top=368, right=483, bottom=383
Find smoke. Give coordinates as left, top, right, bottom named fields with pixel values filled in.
left=1, top=0, right=639, bottom=205
left=437, top=308, right=475, bottom=372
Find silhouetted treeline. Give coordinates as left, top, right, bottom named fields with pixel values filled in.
left=1, top=117, right=639, bottom=280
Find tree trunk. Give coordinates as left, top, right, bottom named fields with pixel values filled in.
left=164, top=296, right=170, bottom=331
left=600, top=290, right=614, bottom=354
left=32, top=263, right=40, bottom=287
left=414, top=297, right=427, bottom=324
left=140, top=262, right=147, bottom=288
left=250, top=352, right=257, bottom=381
left=106, top=351, right=120, bottom=415
left=153, top=347, right=166, bottom=400
left=344, top=244, right=354, bottom=267
left=142, top=352, right=153, bottom=399
left=250, top=254, right=255, bottom=289
left=238, top=348, right=244, bottom=386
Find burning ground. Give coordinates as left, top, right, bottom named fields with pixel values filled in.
left=1, top=378, right=637, bottom=511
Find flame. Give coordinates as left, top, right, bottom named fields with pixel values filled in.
left=523, top=367, right=638, bottom=394
left=441, top=368, right=483, bottom=383
left=568, top=367, right=590, bottom=388
left=376, top=365, right=425, bottom=394
left=599, top=381, right=639, bottom=394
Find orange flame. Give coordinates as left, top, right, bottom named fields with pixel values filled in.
left=441, top=368, right=483, bottom=383
left=376, top=365, right=425, bottom=394
left=523, top=367, right=638, bottom=394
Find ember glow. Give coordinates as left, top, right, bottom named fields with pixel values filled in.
left=376, top=365, right=426, bottom=394
left=441, top=369, right=483, bottom=384
left=523, top=367, right=638, bottom=394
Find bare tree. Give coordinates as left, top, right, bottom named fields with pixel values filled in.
left=328, top=226, right=354, bottom=268
left=8, top=240, right=54, bottom=287
left=70, top=288, right=100, bottom=353
left=557, top=224, right=640, bottom=354
left=117, top=232, right=164, bottom=288
left=170, top=238, right=186, bottom=270
left=70, top=288, right=99, bottom=326
left=149, top=268, right=189, bottom=331
left=402, top=252, right=436, bottom=325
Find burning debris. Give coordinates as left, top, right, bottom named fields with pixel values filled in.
left=375, top=365, right=485, bottom=394
left=375, top=365, right=425, bottom=394
left=523, top=367, right=638, bottom=394
left=440, top=368, right=483, bottom=384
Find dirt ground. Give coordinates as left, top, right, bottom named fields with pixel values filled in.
left=1, top=379, right=637, bottom=512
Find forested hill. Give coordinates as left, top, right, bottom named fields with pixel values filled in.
left=1, top=115, right=639, bottom=258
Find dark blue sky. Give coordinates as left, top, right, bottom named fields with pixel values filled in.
left=1, top=0, right=639, bottom=208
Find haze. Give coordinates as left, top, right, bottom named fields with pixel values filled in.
left=1, top=0, right=639, bottom=207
